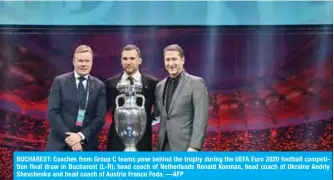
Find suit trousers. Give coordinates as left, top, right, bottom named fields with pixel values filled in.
left=162, top=133, right=171, bottom=151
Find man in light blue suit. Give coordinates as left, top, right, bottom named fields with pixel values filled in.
left=46, top=45, right=106, bottom=151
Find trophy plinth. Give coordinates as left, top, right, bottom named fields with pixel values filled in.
left=114, top=81, right=147, bottom=152
left=124, top=146, right=137, bottom=152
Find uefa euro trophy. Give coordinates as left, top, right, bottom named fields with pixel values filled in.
left=114, top=81, right=147, bottom=151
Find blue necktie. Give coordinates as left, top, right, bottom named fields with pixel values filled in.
left=78, top=77, right=86, bottom=109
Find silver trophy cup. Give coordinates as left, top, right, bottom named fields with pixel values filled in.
left=114, top=82, right=147, bottom=151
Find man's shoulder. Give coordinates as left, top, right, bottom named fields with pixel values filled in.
left=89, top=75, right=104, bottom=86
left=105, top=74, right=121, bottom=83
left=186, top=72, right=204, bottom=83
left=54, top=72, right=72, bottom=81
left=142, top=73, right=159, bottom=83
left=156, top=77, right=167, bottom=87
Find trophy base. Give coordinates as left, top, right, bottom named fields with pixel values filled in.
left=124, top=146, right=137, bottom=152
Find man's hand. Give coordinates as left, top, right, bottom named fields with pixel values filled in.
left=65, top=132, right=82, bottom=147
left=71, top=142, right=82, bottom=151
left=187, top=147, right=199, bottom=152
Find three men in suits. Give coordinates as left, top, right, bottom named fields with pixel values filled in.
left=155, top=44, right=209, bottom=151
left=106, top=45, right=159, bottom=151
left=46, top=45, right=107, bottom=151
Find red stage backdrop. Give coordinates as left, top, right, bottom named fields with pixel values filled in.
left=0, top=25, right=332, bottom=179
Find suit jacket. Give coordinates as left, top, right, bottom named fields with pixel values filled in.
left=105, top=72, right=159, bottom=151
left=155, top=71, right=209, bottom=151
left=46, top=72, right=107, bottom=151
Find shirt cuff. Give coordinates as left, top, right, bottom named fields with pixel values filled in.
left=188, top=147, right=200, bottom=151
left=78, top=132, right=85, bottom=141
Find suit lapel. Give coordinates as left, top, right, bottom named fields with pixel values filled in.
left=87, top=76, right=95, bottom=108
left=114, top=73, right=122, bottom=93
left=159, top=78, right=167, bottom=115
left=168, top=72, right=189, bottom=115
left=67, top=72, right=79, bottom=109
left=141, top=73, right=149, bottom=91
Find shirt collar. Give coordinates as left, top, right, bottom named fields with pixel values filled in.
left=74, top=71, right=89, bottom=80
left=168, top=70, right=183, bottom=82
left=122, top=70, right=141, bottom=82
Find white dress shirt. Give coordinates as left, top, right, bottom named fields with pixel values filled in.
left=74, top=71, right=88, bottom=89
left=119, top=70, right=142, bottom=85
left=73, top=71, right=88, bottom=141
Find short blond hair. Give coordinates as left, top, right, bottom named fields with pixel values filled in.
left=74, top=45, right=93, bottom=55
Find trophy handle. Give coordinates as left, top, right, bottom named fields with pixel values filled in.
left=136, top=94, right=145, bottom=108
left=115, top=94, right=125, bottom=108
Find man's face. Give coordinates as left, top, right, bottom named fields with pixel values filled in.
left=164, top=50, right=184, bottom=78
left=121, top=49, right=142, bottom=75
left=73, top=51, right=93, bottom=76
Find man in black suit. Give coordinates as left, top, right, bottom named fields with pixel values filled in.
left=46, top=45, right=107, bottom=151
left=105, top=44, right=159, bottom=151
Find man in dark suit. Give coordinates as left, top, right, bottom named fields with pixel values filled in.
left=46, top=45, right=107, bottom=151
left=105, top=44, right=159, bottom=151
left=155, top=44, right=209, bottom=151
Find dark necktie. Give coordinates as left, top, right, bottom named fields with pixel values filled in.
left=77, top=77, right=86, bottom=109
left=128, top=76, right=134, bottom=85
left=165, top=79, right=176, bottom=113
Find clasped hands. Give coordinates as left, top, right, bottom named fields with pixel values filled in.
left=65, top=132, right=83, bottom=151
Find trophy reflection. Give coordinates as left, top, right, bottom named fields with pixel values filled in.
left=114, top=81, right=147, bottom=151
